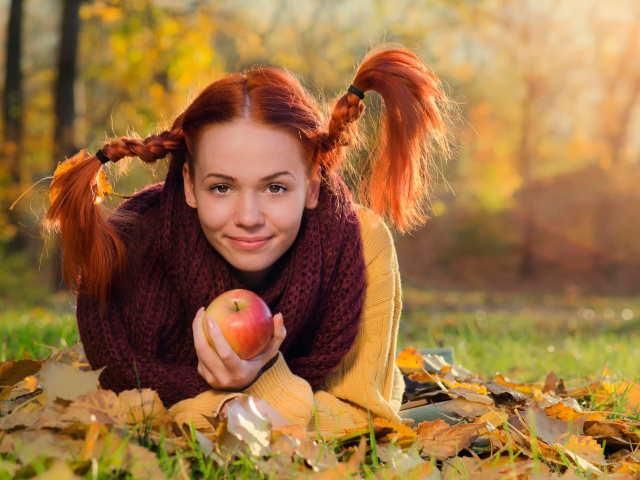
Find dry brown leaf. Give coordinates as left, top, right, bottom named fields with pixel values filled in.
left=61, top=390, right=125, bottom=427
left=32, top=460, right=83, bottom=480
left=523, top=405, right=583, bottom=446
left=39, top=361, right=103, bottom=402
left=376, top=442, right=425, bottom=473
left=0, top=409, right=43, bottom=431
left=274, top=423, right=307, bottom=443
left=543, top=372, right=558, bottom=393
left=346, top=436, right=367, bottom=470
left=118, top=388, right=171, bottom=428
left=415, top=419, right=482, bottom=460
left=442, top=456, right=479, bottom=480
left=270, top=431, right=301, bottom=457
left=563, top=435, right=605, bottom=465
left=439, top=398, right=495, bottom=418
left=0, top=359, right=43, bottom=389
left=11, top=430, right=84, bottom=465
left=374, top=418, right=418, bottom=447
left=305, top=463, right=359, bottom=479
left=295, top=440, right=339, bottom=472
left=447, top=387, right=494, bottom=405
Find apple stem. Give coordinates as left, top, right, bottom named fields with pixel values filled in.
left=234, top=300, right=239, bottom=312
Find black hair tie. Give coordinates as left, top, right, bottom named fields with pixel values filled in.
left=95, top=149, right=110, bottom=164
left=348, top=85, right=365, bottom=100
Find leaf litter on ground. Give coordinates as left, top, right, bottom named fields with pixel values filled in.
left=1, top=344, right=640, bottom=478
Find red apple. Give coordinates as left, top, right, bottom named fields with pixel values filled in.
left=203, top=289, right=274, bottom=360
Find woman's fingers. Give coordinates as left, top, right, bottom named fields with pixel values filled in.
left=204, top=316, right=240, bottom=365
left=253, top=313, right=286, bottom=365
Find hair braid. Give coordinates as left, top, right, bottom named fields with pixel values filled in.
left=99, top=128, right=185, bottom=164
left=44, top=125, right=185, bottom=311
left=318, top=90, right=366, bottom=171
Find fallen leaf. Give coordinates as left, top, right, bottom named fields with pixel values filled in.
left=0, top=360, right=43, bottom=400
left=396, top=348, right=426, bottom=374
left=376, top=442, right=425, bottom=473
left=39, top=361, right=103, bottom=402
left=523, top=405, right=583, bottom=446
left=494, top=373, right=541, bottom=398
left=415, top=419, right=482, bottom=460
left=118, top=389, right=172, bottom=428
left=563, top=435, right=605, bottom=465
left=438, top=398, right=495, bottom=418
left=374, top=418, right=418, bottom=447
left=543, top=372, right=558, bottom=393
left=296, top=439, right=339, bottom=472
left=224, top=395, right=272, bottom=457
left=61, top=390, right=125, bottom=427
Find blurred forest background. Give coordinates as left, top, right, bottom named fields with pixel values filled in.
left=1, top=0, right=640, bottom=310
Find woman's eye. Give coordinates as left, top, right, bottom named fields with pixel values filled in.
left=267, top=185, right=286, bottom=194
left=211, top=185, right=229, bottom=194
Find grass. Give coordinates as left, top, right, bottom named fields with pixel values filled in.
left=2, top=287, right=640, bottom=478
left=398, top=285, right=640, bottom=384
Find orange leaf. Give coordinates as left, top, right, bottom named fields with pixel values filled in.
left=49, top=149, right=116, bottom=205
left=396, top=348, right=425, bottom=373
left=563, top=435, right=605, bottom=465
left=373, top=418, right=418, bottom=447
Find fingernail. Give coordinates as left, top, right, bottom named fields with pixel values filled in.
left=198, top=307, right=205, bottom=316
left=206, top=318, right=214, bottom=329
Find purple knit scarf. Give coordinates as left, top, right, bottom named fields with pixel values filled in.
left=77, top=159, right=366, bottom=406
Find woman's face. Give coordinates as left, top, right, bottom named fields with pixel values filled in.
left=183, top=118, right=320, bottom=287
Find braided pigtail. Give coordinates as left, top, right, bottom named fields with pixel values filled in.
left=44, top=127, right=185, bottom=309
left=317, top=86, right=366, bottom=173
left=326, top=45, right=453, bottom=232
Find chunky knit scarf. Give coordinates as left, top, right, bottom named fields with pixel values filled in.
left=76, top=159, right=366, bottom=407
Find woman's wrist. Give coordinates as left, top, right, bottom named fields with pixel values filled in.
left=260, top=352, right=279, bottom=373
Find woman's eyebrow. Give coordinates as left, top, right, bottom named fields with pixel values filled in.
left=202, top=171, right=295, bottom=182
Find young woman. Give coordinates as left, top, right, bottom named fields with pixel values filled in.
left=45, top=45, right=452, bottom=439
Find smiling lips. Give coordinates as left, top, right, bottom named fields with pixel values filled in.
left=228, top=236, right=272, bottom=251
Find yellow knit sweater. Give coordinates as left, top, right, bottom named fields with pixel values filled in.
left=168, top=205, right=405, bottom=440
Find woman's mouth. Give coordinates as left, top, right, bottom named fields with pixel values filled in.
left=228, top=236, right=272, bottom=251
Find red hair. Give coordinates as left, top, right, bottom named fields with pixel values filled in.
left=44, top=45, right=452, bottom=307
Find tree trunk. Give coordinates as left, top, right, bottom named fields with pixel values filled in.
left=52, top=0, right=83, bottom=291
left=518, top=78, right=536, bottom=279
left=2, top=0, right=25, bottom=251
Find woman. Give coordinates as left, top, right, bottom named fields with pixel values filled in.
left=45, top=45, right=452, bottom=439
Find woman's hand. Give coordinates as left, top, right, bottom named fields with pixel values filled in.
left=221, top=396, right=292, bottom=430
left=192, top=307, right=286, bottom=391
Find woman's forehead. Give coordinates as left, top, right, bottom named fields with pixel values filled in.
left=194, top=120, right=307, bottom=180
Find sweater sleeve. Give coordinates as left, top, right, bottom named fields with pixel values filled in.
left=168, top=206, right=406, bottom=439
left=77, top=293, right=212, bottom=407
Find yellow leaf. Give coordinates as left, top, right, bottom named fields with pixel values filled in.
left=396, top=348, right=425, bottom=374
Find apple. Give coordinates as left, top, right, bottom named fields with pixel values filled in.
left=203, top=289, right=274, bottom=360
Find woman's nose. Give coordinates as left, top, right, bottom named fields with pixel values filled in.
left=235, top=193, right=265, bottom=228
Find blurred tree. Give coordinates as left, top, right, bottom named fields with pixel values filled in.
left=2, top=0, right=24, bottom=251
left=51, top=0, right=85, bottom=291
left=589, top=1, right=640, bottom=167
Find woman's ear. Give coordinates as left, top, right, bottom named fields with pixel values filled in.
left=304, top=165, right=321, bottom=209
left=182, top=163, right=197, bottom=208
